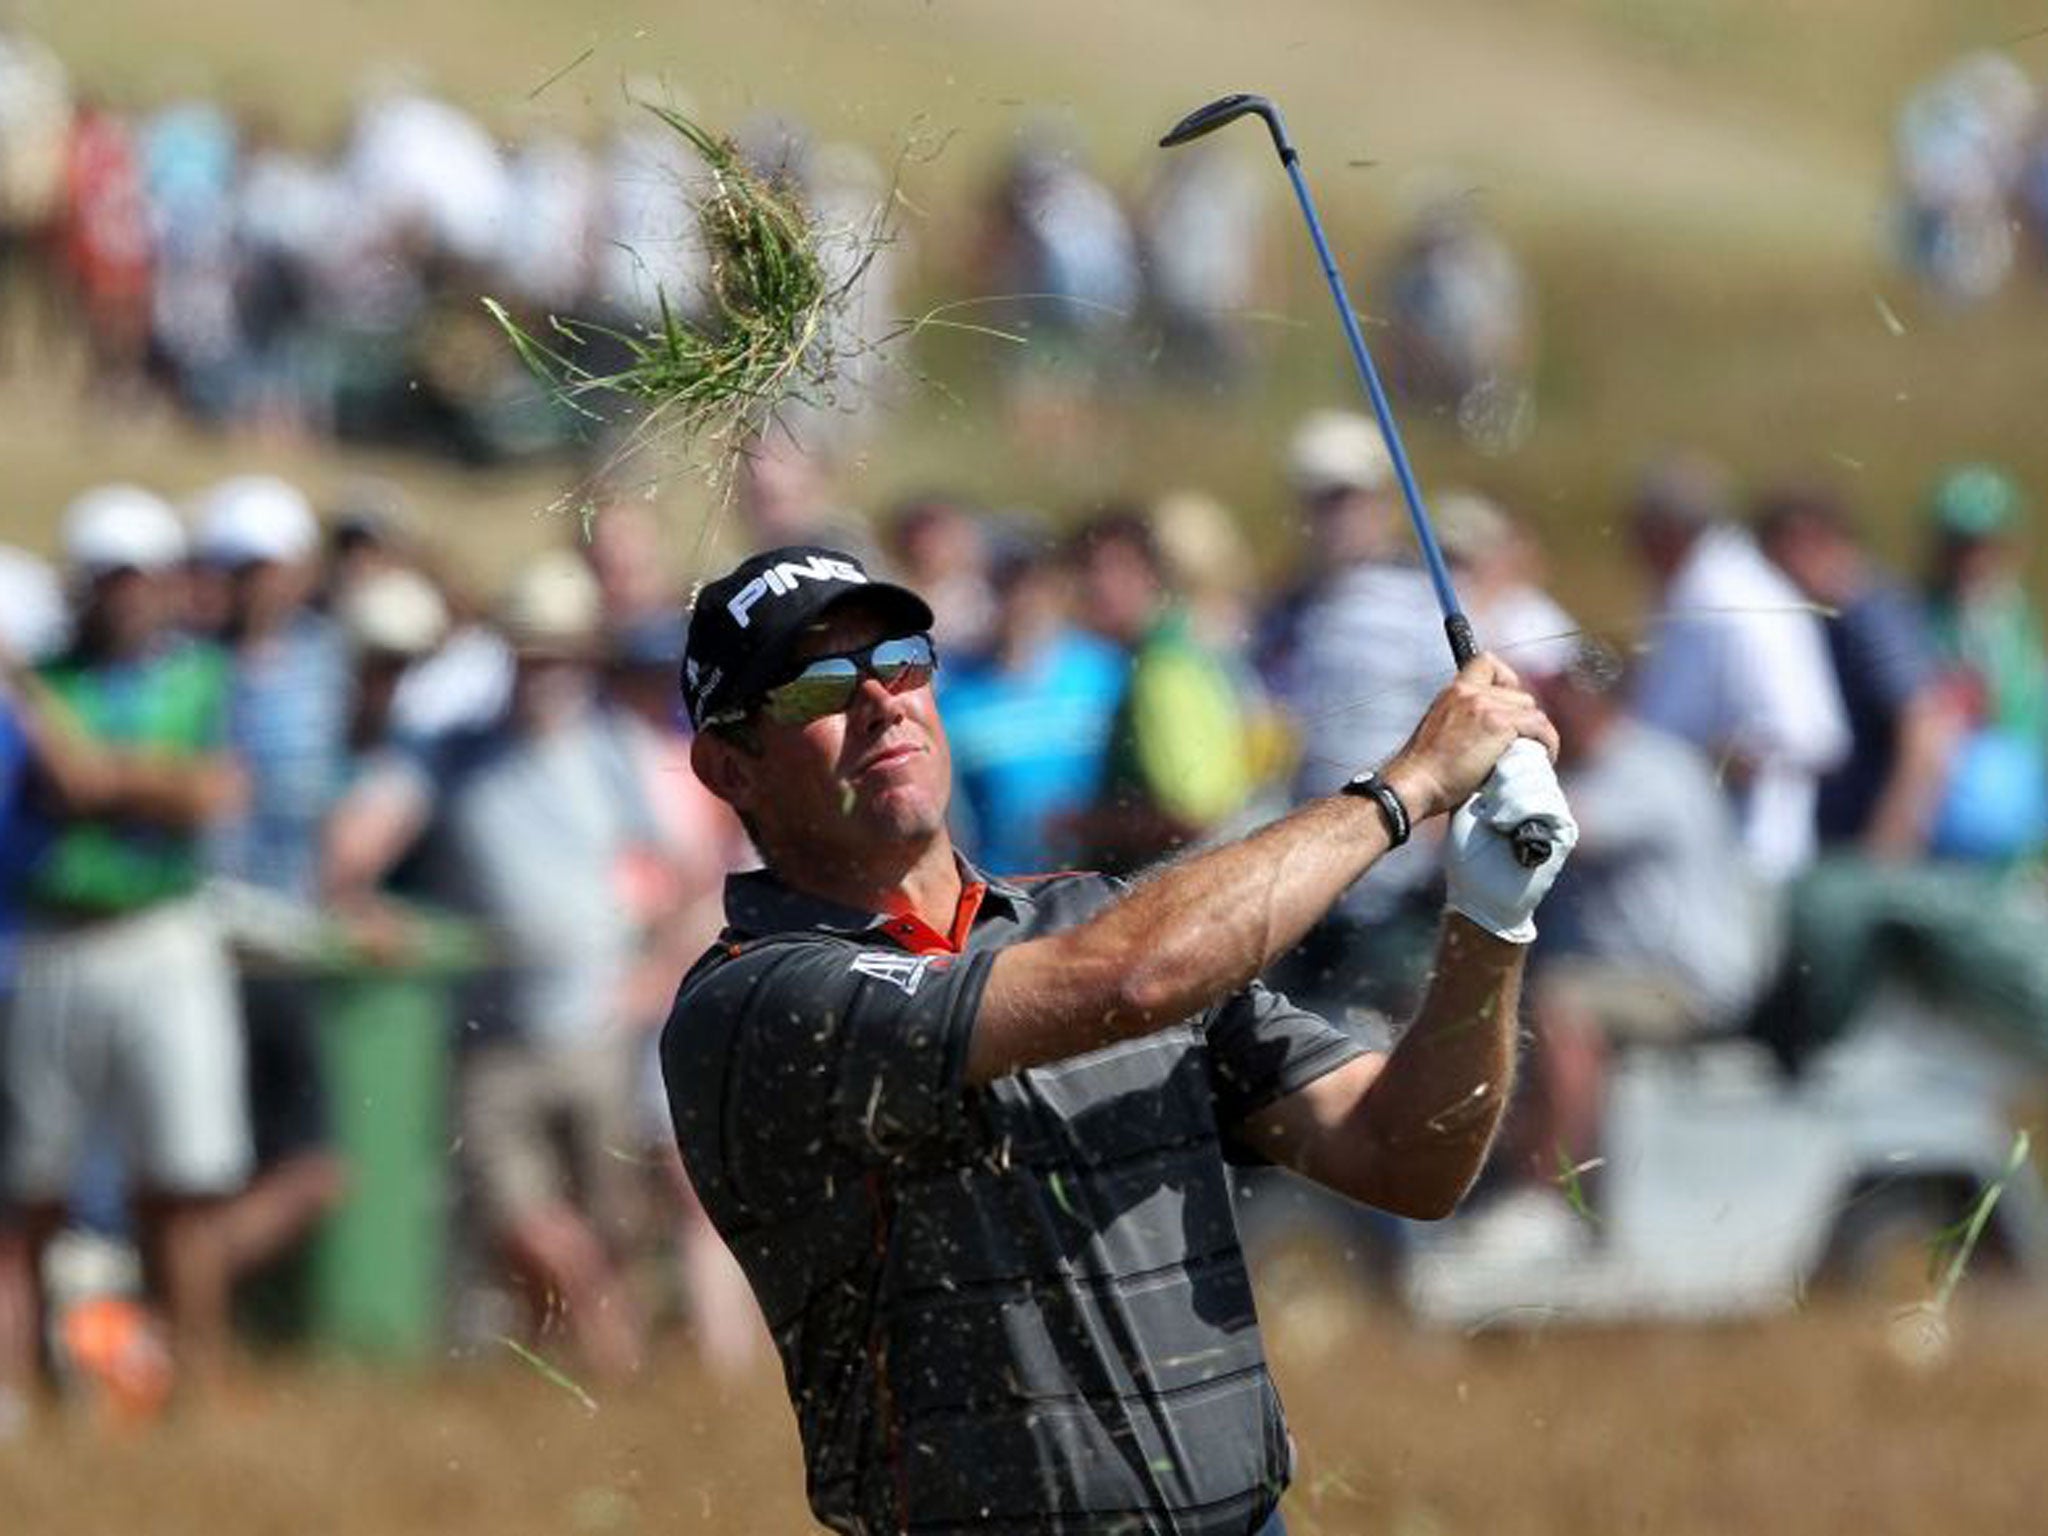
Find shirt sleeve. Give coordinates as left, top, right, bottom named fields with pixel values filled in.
left=1843, top=592, right=1936, bottom=715
left=1202, top=979, right=1368, bottom=1162
left=664, top=938, right=996, bottom=1218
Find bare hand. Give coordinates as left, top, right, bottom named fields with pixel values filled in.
left=1379, top=654, right=1560, bottom=822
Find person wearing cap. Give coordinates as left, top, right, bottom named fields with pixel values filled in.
left=333, top=565, right=450, bottom=757
left=0, top=485, right=251, bottom=1405
left=663, top=543, right=1577, bottom=1536
left=188, top=474, right=367, bottom=1298
left=1922, top=463, right=2048, bottom=768
left=323, top=550, right=697, bottom=1381
left=1626, top=450, right=1850, bottom=884
left=1257, top=411, right=1461, bottom=1025
left=193, top=474, right=351, bottom=902
left=1434, top=489, right=1579, bottom=682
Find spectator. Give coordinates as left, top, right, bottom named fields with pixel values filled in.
left=602, top=613, right=764, bottom=1378
left=1755, top=480, right=1959, bottom=856
left=1894, top=52, right=2036, bottom=301
left=1436, top=489, right=1579, bottom=680
left=731, top=424, right=875, bottom=562
left=58, top=99, right=153, bottom=397
left=1260, top=411, right=1452, bottom=1021
left=1383, top=189, right=1535, bottom=451
left=323, top=551, right=686, bottom=1381
left=494, top=122, right=600, bottom=314
left=1135, top=144, right=1264, bottom=384
left=333, top=564, right=449, bottom=758
left=1065, top=507, right=1251, bottom=875
left=1477, top=644, right=1767, bottom=1244
left=141, top=101, right=241, bottom=421
left=1747, top=476, right=2048, bottom=1073
left=0, top=485, right=250, bottom=1401
left=978, top=127, right=1140, bottom=444
left=0, top=545, right=64, bottom=1438
left=1919, top=462, right=2048, bottom=864
left=1151, top=488, right=1295, bottom=810
left=938, top=520, right=1127, bottom=875
left=881, top=492, right=994, bottom=655
left=594, top=89, right=706, bottom=328
left=227, top=113, right=335, bottom=437
left=0, top=27, right=70, bottom=372
left=580, top=493, right=682, bottom=642
left=189, top=475, right=355, bottom=1289
left=1627, top=451, right=1850, bottom=884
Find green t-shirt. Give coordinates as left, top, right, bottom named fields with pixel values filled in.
left=29, top=641, right=232, bottom=917
left=1928, top=584, right=2048, bottom=745
left=1103, top=607, right=1252, bottom=830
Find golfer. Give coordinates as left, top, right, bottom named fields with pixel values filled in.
left=663, top=544, right=1576, bottom=1535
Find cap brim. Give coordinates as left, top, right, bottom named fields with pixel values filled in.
left=725, top=580, right=935, bottom=706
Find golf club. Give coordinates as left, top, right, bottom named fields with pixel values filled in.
left=1160, top=91, right=1552, bottom=867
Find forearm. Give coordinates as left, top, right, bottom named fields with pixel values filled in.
left=1862, top=692, right=1957, bottom=859
left=968, top=653, right=1556, bottom=1086
left=971, top=790, right=1398, bottom=1083
left=1349, top=915, right=1523, bottom=1217
left=20, top=692, right=242, bottom=829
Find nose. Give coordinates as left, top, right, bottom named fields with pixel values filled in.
left=848, top=673, right=906, bottom=731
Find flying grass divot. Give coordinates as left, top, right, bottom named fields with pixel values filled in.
left=485, top=104, right=886, bottom=509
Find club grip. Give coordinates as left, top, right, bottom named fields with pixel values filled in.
left=1448, top=615, right=1552, bottom=868
left=1445, top=612, right=1478, bottom=668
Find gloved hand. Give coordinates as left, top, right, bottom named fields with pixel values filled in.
left=1445, top=738, right=1579, bottom=944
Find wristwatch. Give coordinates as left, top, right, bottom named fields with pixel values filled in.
left=1342, top=768, right=1411, bottom=848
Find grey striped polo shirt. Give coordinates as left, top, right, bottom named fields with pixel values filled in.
left=661, top=865, right=1365, bottom=1536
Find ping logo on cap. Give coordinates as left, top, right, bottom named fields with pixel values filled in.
left=727, top=554, right=868, bottom=629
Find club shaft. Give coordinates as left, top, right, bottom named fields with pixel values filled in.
left=1281, top=147, right=1549, bottom=864
left=1279, top=156, right=1467, bottom=651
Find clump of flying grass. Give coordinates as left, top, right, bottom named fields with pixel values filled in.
left=484, top=103, right=876, bottom=490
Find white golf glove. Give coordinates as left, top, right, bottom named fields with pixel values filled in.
left=1444, top=738, right=1579, bottom=944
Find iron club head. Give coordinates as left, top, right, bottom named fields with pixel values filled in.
left=1158, top=93, right=1292, bottom=159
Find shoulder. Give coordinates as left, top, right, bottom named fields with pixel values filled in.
left=999, top=868, right=1124, bottom=929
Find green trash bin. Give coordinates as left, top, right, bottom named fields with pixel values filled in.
left=300, top=911, right=485, bottom=1363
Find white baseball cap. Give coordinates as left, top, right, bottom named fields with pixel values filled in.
left=1284, top=410, right=1393, bottom=499
left=61, top=484, right=187, bottom=575
left=336, top=567, right=449, bottom=658
left=0, top=544, right=68, bottom=660
left=497, top=549, right=603, bottom=653
left=192, top=474, right=320, bottom=567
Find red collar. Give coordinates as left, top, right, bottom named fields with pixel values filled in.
left=877, top=880, right=987, bottom=955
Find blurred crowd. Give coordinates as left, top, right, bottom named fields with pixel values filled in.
left=0, top=28, right=1537, bottom=461
left=1893, top=48, right=2048, bottom=303
left=0, top=30, right=910, bottom=461
left=1, top=407, right=2044, bottom=1424
left=0, top=24, right=2045, bottom=1432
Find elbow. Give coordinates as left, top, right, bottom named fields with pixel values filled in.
left=1383, top=1180, right=1473, bottom=1224
left=1111, top=963, right=1180, bottom=1028
left=1047, top=928, right=1181, bottom=1032
left=1347, top=1137, right=1484, bottom=1222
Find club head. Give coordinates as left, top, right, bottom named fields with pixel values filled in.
left=1158, top=93, right=1291, bottom=158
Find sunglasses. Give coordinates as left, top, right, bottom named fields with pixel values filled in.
left=755, top=632, right=939, bottom=726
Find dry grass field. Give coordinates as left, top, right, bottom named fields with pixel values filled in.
left=6, top=1295, right=2048, bottom=1536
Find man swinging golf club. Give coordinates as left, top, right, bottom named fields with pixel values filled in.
left=661, top=542, right=1577, bottom=1535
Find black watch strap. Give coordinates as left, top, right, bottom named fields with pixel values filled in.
left=1342, top=769, right=1411, bottom=848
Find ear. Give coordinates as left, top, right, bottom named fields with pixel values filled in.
left=691, top=729, right=761, bottom=815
